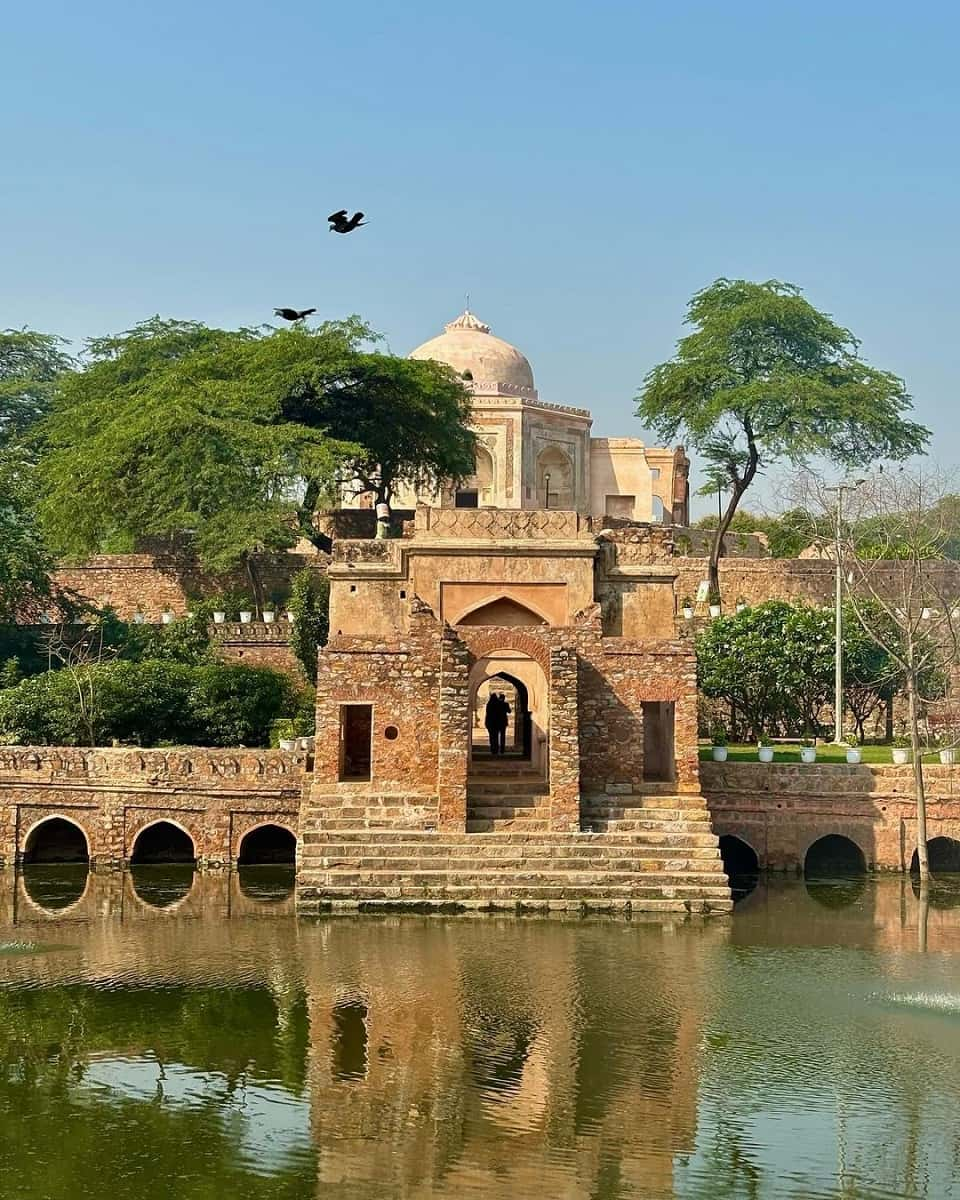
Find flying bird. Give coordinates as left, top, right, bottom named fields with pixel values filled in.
left=273, top=308, right=316, bottom=322
left=328, top=209, right=367, bottom=233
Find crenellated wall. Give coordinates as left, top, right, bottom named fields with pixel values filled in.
left=0, top=746, right=306, bottom=867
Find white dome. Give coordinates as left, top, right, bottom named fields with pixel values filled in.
left=409, top=310, right=535, bottom=393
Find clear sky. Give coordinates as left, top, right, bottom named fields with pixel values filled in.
left=4, top=1, right=958, bottom=515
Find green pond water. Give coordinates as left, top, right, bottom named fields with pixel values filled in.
left=1, top=868, right=960, bottom=1199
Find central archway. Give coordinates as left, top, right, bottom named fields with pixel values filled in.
left=468, top=650, right=548, bottom=779
left=23, top=817, right=90, bottom=864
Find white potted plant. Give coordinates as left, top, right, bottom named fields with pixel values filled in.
left=711, top=723, right=728, bottom=762
left=845, top=735, right=862, bottom=765
left=263, top=608, right=276, bottom=623
left=279, top=736, right=298, bottom=751
left=939, top=744, right=957, bottom=765
left=709, top=594, right=722, bottom=619
left=736, top=597, right=748, bottom=614
left=758, top=735, right=774, bottom=763
left=681, top=596, right=694, bottom=621
left=161, top=610, right=175, bottom=625
left=239, top=599, right=254, bottom=624
left=133, top=609, right=146, bottom=625
left=286, top=609, right=296, bottom=624
left=892, top=736, right=910, bottom=765
left=800, top=738, right=817, bottom=764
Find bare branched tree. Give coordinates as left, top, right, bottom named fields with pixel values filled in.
left=39, top=619, right=120, bottom=747
left=817, top=467, right=960, bottom=886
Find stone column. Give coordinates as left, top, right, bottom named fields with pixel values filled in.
left=437, top=629, right=470, bottom=830
left=549, top=643, right=581, bottom=831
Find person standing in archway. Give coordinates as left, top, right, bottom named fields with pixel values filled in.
left=484, top=693, right=502, bottom=754
left=494, top=693, right=511, bottom=756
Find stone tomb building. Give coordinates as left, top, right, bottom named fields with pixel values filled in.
left=298, top=508, right=732, bottom=913
left=344, top=309, right=690, bottom=525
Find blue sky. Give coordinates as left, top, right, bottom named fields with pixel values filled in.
left=4, top=1, right=958, bottom=515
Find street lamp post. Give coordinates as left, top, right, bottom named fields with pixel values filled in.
left=544, top=472, right=551, bottom=510
left=824, top=479, right=865, bottom=744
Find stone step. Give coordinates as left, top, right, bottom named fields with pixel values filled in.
left=298, top=895, right=734, bottom=914
left=581, top=798, right=711, bottom=814
left=467, top=781, right=548, bottom=797
left=299, top=880, right=733, bottom=901
left=466, top=820, right=553, bottom=833
left=299, top=828, right=722, bottom=849
left=304, top=852, right=726, bottom=873
left=302, top=837, right=721, bottom=859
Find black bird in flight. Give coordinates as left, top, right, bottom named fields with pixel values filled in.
left=328, top=209, right=366, bottom=233
left=274, top=307, right=316, bottom=322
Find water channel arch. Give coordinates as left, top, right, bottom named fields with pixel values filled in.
left=22, top=815, right=90, bottom=864
left=238, top=823, right=297, bottom=865
left=804, top=834, right=867, bottom=878
left=718, top=835, right=760, bottom=876
left=130, top=819, right=197, bottom=864
left=910, top=836, right=960, bottom=874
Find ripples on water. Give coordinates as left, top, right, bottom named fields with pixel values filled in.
left=1, top=870, right=959, bottom=1199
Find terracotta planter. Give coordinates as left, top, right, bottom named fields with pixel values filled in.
left=800, top=746, right=817, bottom=763
left=711, top=746, right=728, bottom=762
left=758, top=746, right=774, bottom=763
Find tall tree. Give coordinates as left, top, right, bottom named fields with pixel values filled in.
left=637, top=279, right=929, bottom=601
left=0, top=328, right=75, bottom=448
left=37, top=317, right=474, bottom=605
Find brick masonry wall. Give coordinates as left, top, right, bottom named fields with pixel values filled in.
left=212, top=622, right=304, bottom=681
left=0, top=746, right=305, bottom=867
left=702, top=760, right=960, bottom=871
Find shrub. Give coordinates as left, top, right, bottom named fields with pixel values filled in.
left=186, top=662, right=297, bottom=747
left=288, top=569, right=329, bottom=684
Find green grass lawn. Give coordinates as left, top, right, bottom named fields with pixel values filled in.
left=698, top=742, right=946, bottom=765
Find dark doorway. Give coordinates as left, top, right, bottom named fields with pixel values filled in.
left=22, top=818, right=89, bottom=864
left=340, top=704, right=373, bottom=781
left=239, top=825, right=296, bottom=865
left=455, top=490, right=479, bottom=508
left=642, top=701, right=676, bottom=782
left=475, top=672, right=532, bottom=760
left=332, top=1000, right=369, bottom=1081
left=718, top=835, right=760, bottom=902
left=131, top=821, right=196, bottom=864
left=804, top=835, right=867, bottom=878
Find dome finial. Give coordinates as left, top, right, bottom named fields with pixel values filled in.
left=445, top=309, right=490, bottom=334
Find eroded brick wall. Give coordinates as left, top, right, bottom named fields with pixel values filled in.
left=0, top=746, right=304, bottom=867
left=702, top=760, right=960, bottom=871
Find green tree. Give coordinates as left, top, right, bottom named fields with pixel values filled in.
left=0, top=328, right=75, bottom=448
left=0, top=458, right=52, bottom=620
left=638, top=279, right=928, bottom=600
left=693, top=506, right=817, bottom=558
left=287, top=568, right=329, bottom=684
left=37, top=317, right=474, bottom=604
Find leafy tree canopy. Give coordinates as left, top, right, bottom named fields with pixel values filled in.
left=638, top=279, right=929, bottom=596
left=693, top=506, right=816, bottom=558
left=36, top=317, right=475, bottom=594
left=0, top=328, right=75, bottom=449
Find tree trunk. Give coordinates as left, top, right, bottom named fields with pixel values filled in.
left=907, top=677, right=930, bottom=885
left=243, top=554, right=265, bottom=616
left=706, top=444, right=758, bottom=604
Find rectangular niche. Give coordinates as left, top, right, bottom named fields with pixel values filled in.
left=339, top=704, right=373, bottom=781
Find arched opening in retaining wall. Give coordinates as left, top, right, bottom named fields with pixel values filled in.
left=804, top=835, right=867, bottom=879
left=911, top=837, right=960, bottom=875
left=718, top=835, right=760, bottom=902
left=238, top=824, right=297, bottom=865
left=130, top=821, right=196, bottom=865
left=22, top=817, right=89, bottom=864
left=804, top=835, right=867, bottom=908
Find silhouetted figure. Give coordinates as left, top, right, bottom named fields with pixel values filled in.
left=484, top=694, right=502, bottom=755
left=274, top=307, right=316, bottom=322
left=328, top=209, right=367, bottom=233
left=495, top=692, right=511, bottom=755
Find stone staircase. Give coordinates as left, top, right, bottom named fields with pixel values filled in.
left=297, top=780, right=732, bottom=914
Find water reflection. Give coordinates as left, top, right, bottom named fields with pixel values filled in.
left=129, top=864, right=196, bottom=909
left=237, top=865, right=296, bottom=903
left=805, top=875, right=868, bottom=908
left=1, top=872, right=960, bottom=1199
left=21, top=863, right=90, bottom=912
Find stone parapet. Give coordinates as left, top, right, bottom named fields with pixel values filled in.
left=701, top=760, right=960, bottom=871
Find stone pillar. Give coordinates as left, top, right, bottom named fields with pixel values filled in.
left=549, top=643, right=581, bottom=831
left=437, top=629, right=470, bottom=830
